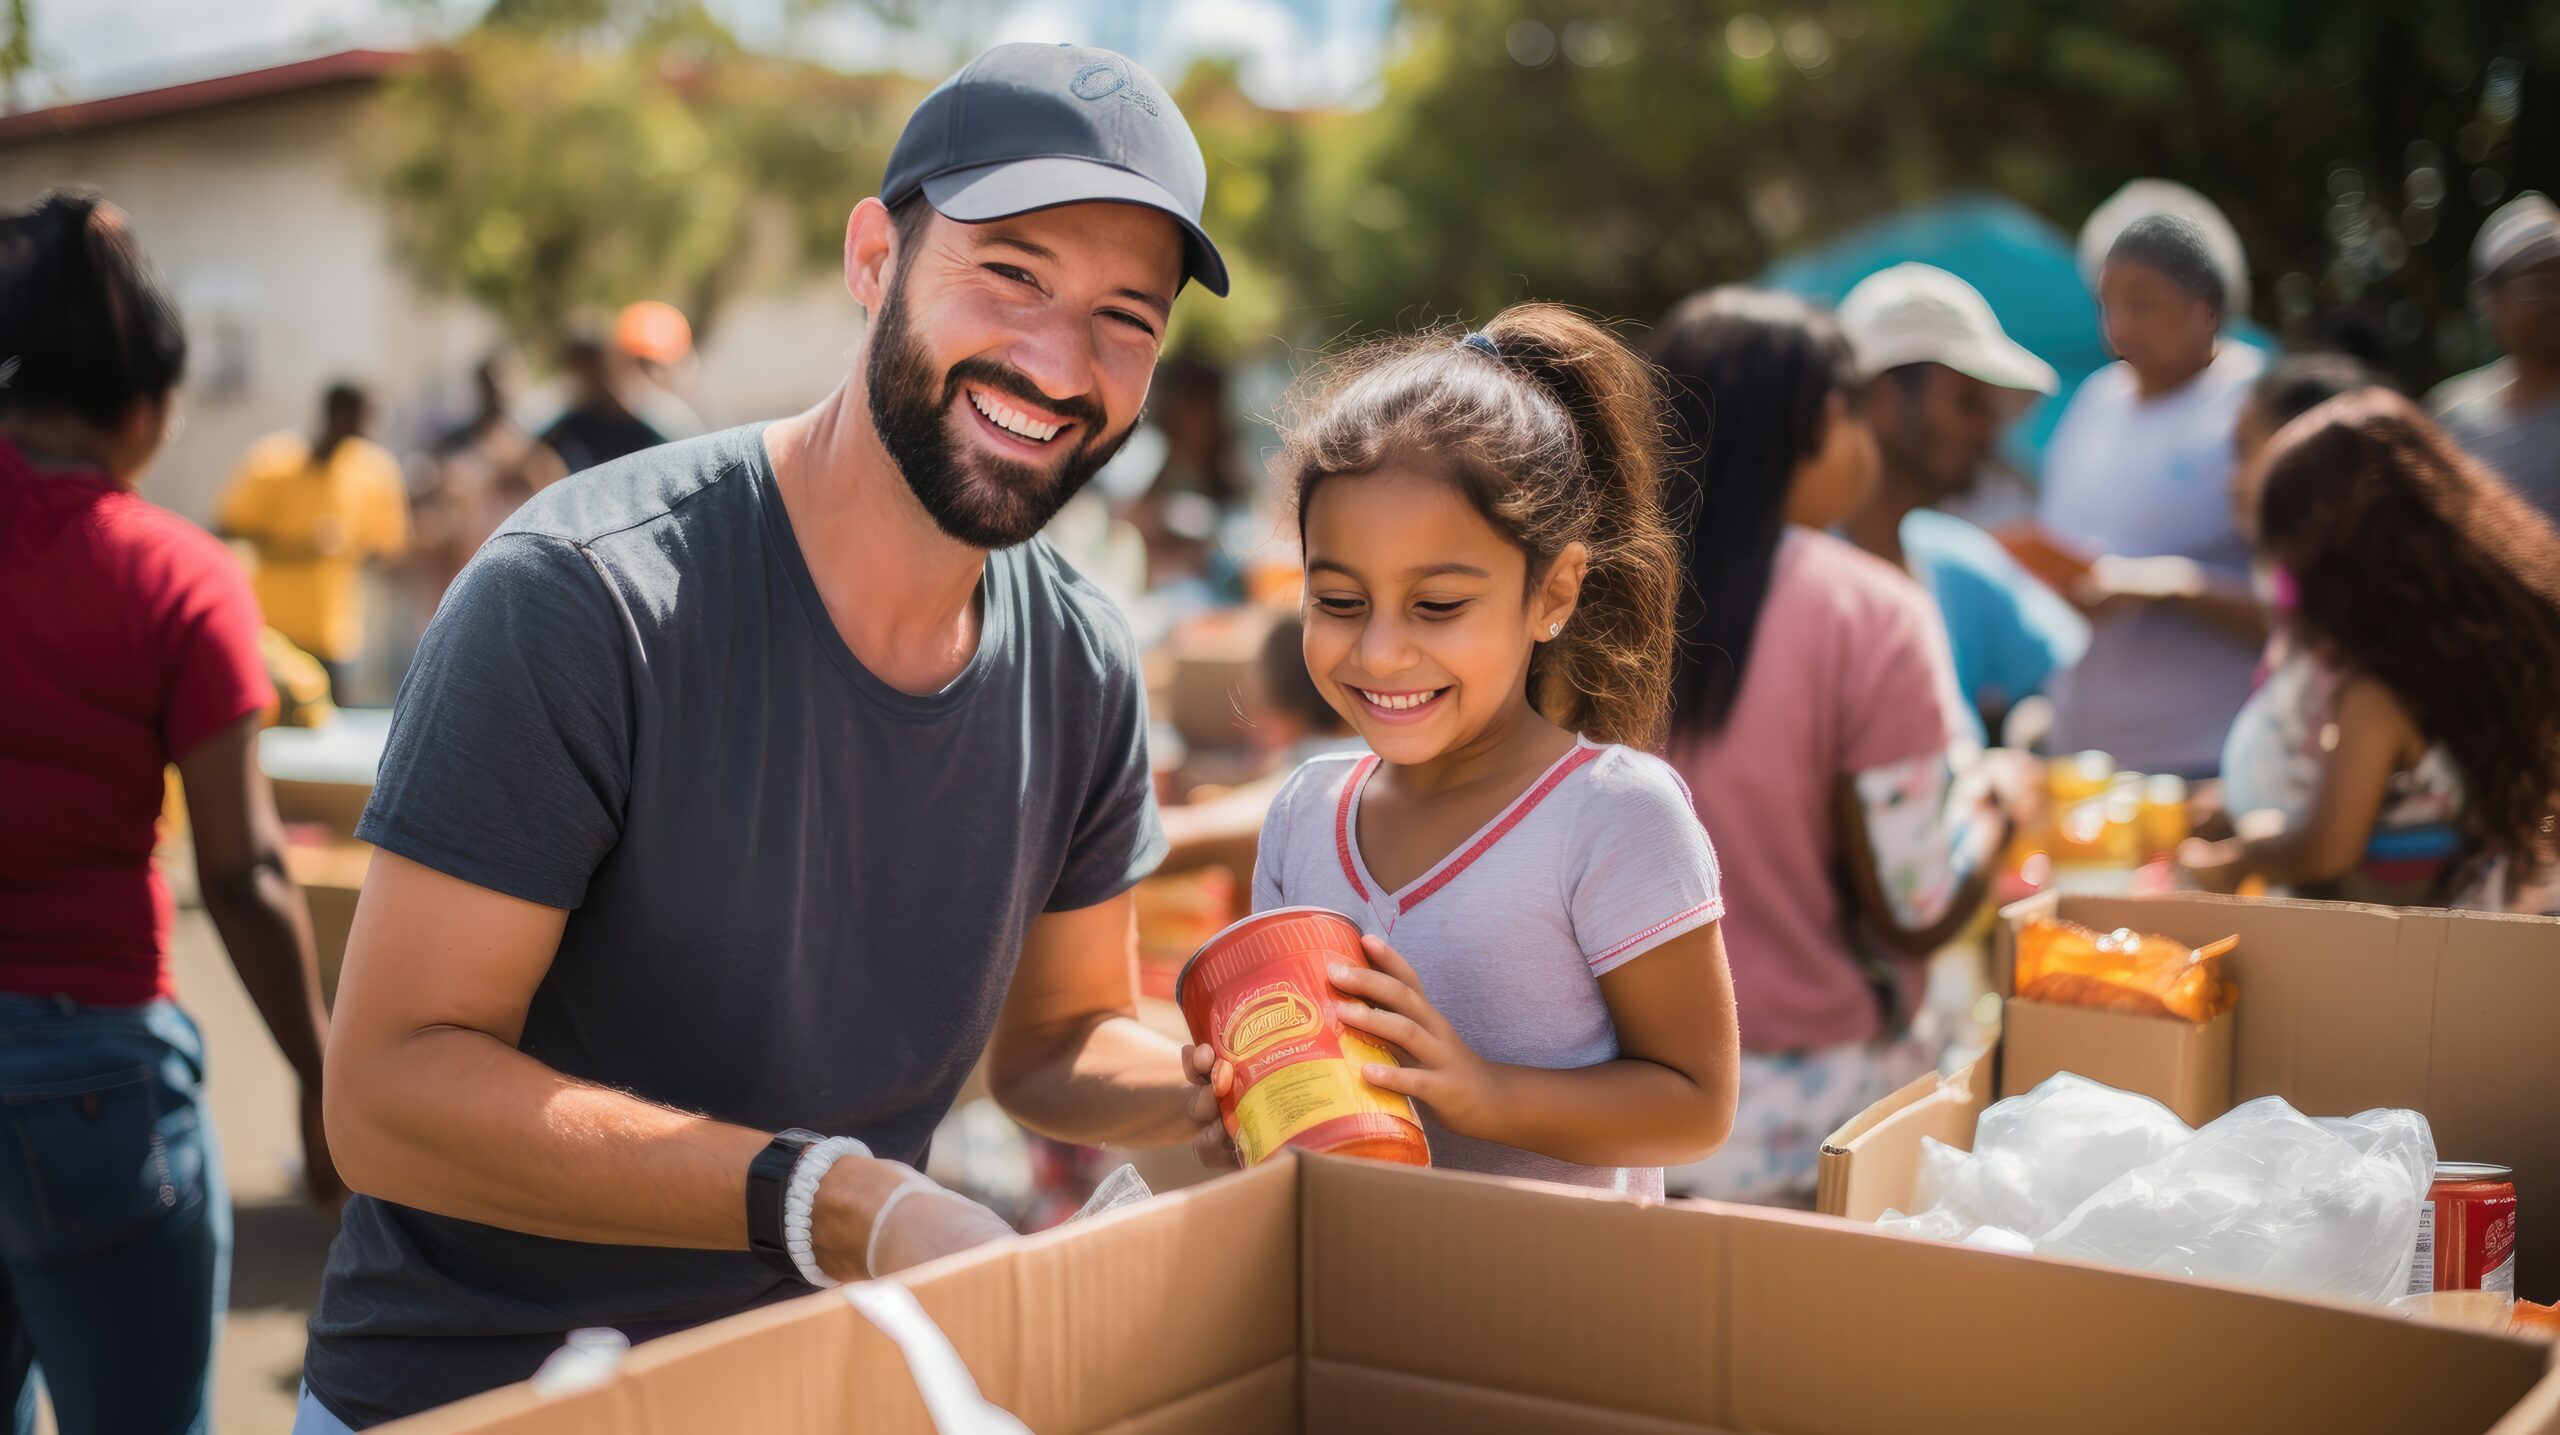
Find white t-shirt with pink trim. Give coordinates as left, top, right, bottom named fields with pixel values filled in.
left=1250, top=739, right=1723, bottom=1198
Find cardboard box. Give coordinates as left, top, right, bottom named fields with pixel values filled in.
left=1996, top=997, right=2234, bottom=1126
left=1157, top=607, right=1281, bottom=753
left=1821, top=893, right=2560, bottom=1302
left=388, top=1154, right=2560, bottom=1435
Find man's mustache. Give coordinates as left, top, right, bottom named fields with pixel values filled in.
left=942, top=359, right=1107, bottom=441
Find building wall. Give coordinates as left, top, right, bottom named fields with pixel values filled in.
left=0, top=82, right=500, bottom=524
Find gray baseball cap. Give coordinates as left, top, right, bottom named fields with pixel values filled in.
left=883, top=43, right=1230, bottom=297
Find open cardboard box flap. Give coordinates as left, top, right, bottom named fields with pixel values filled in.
left=1820, top=893, right=2560, bottom=1301
left=392, top=1153, right=2560, bottom=1435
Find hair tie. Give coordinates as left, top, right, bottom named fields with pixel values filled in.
left=1458, top=331, right=1500, bottom=358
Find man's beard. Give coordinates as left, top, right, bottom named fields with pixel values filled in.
left=864, top=273, right=1132, bottom=549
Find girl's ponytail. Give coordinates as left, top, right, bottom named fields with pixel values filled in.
left=1478, top=305, right=1681, bottom=749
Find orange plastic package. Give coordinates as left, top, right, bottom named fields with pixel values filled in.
left=2013, top=919, right=2238, bottom=1025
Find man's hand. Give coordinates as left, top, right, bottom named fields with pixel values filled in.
left=1181, top=1042, right=1240, bottom=1170
left=809, top=1158, right=1013, bottom=1281
left=1330, top=936, right=1501, bottom=1139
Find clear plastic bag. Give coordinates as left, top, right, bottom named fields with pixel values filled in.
left=1878, top=1074, right=2434, bottom=1305
left=2042, top=1096, right=2433, bottom=1302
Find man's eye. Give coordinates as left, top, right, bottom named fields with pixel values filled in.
left=986, top=264, right=1037, bottom=287
left=1103, top=310, right=1157, bottom=338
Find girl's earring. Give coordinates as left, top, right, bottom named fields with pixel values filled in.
left=1548, top=621, right=1563, bottom=638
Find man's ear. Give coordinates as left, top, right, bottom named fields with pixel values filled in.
left=846, top=197, right=900, bottom=311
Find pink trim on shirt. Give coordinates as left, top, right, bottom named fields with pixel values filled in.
left=1587, top=896, right=1725, bottom=971
left=1333, top=753, right=1380, bottom=901
left=1395, top=743, right=1603, bottom=914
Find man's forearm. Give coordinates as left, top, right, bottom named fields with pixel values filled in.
left=202, top=860, right=329, bottom=1086
left=988, top=1013, right=1193, bottom=1147
left=330, top=1025, right=776, bottom=1247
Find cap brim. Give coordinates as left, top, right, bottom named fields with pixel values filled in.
left=923, top=158, right=1230, bottom=298
left=1905, top=333, right=2060, bottom=397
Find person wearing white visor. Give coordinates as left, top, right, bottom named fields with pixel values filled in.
left=1836, top=263, right=2085, bottom=742
left=2429, top=192, right=2560, bottom=525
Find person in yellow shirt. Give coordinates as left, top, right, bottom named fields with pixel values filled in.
left=218, top=382, right=410, bottom=697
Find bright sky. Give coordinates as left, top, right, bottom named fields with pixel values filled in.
left=24, top=0, right=1397, bottom=110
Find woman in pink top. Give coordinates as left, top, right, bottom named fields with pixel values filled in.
left=1645, top=289, right=2005, bottom=1205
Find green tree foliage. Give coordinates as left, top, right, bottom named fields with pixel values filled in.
left=1254, top=0, right=2557, bottom=384
left=361, top=1, right=922, bottom=346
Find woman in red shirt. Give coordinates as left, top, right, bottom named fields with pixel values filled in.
left=0, top=189, right=339, bottom=1435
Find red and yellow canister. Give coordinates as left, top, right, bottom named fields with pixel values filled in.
left=1175, top=907, right=1430, bottom=1168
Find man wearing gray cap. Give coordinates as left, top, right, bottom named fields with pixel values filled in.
left=296, top=44, right=1226, bottom=1429
left=1835, top=263, right=2086, bottom=739
left=2430, top=193, right=2560, bottom=524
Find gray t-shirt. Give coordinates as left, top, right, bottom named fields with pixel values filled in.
left=2430, top=359, right=2560, bottom=525
left=303, top=425, right=1162, bottom=1427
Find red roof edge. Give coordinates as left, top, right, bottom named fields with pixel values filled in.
left=0, top=48, right=411, bottom=146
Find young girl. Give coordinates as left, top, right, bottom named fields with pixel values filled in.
left=2181, top=390, right=2560, bottom=912
left=1187, top=304, right=1739, bottom=1197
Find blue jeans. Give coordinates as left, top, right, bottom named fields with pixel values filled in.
left=0, top=996, right=229, bottom=1435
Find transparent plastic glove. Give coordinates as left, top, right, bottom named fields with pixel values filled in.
left=866, top=1170, right=1017, bottom=1279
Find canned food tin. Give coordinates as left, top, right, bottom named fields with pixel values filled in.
left=2406, top=1162, right=2518, bottom=1296
left=1175, top=907, right=1430, bottom=1168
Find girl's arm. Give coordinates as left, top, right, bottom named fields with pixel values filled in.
left=1334, top=928, right=1738, bottom=1169
left=2181, top=676, right=2418, bottom=890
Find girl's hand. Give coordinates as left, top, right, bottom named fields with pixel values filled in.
left=2178, top=835, right=2246, bottom=894
left=1330, top=935, right=1501, bottom=1139
left=1181, top=1042, right=1241, bottom=1170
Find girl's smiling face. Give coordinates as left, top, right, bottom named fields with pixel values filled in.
left=1300, top=463, right=1583, bottom=766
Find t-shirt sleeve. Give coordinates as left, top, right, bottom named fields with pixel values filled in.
left=355, top=533, right=632, bottom=909
left=1566, top=754, right=1725, bottom=977
left=157, top=533, right=278, bottom=758
left=1839, top=584, right=1965, bottom=775
left=1044, top=658, right=1166, bottom=913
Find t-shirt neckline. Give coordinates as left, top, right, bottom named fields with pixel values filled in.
left=747, top=423, right=1015, bottom=719
left=1338, top=738, right=1602, bottom=921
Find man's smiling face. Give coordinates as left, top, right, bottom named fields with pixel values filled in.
left=865, top=199, right=1181, bottom=549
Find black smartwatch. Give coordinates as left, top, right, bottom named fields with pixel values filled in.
left=747, top=1128, right=822, bottom=1277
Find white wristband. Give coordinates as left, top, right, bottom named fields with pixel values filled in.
left=780, top=1136, right=871, bottom=1289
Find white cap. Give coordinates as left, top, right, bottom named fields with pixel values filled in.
left=1837, top=263, right=2059, bottom=395
left=2474, top=192, right=2560, bottom=283
left=2078, top=179, right=2250, bottom=317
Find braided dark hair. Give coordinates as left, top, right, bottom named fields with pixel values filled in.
left=1276, top=303, right=1681, bottom=748
left=2257, top=389, right=2560, bottom=880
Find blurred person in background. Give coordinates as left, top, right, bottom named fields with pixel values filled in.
left=409, top=351, right=567, bottom=607
left=2036, top=212, right=2268, bottom=777
left=218, top=380, right=412, bottom=700
left=536, top=329, right=674, bottom=476
left=614, top=299, right=712, bottom=442
left=0, top=188, right=340, bottom=1435
left=1835, top=263, right=2086, bottom=741
left=2182, top=392, right=2560, bottom=913
left=1647, top=289, right=2005, bottom=1207
left=2429, top=193, right=2560, bottom=523
left=1128, top=354, right=1247, bottom=597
